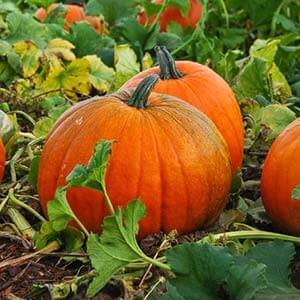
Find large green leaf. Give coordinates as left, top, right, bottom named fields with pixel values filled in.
left=87, top=200, right=147, bottom=297
left=166, top=243, right=234, bottom=300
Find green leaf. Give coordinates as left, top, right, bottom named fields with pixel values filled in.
left=35, top=221, right=84, bottom=252
left=85, top=0, right=136, bottom=26
left=260, top=104, right=296, bottom=141
left=166, top=243, right=234, bottom=299
left=66, top=140, right=114, bottom=193
left=84, top=55, right=115, bottom=94
left=33, top=117, right=54, bottom=138
left=5, top=12, right=57, bottom=47
left=113, top=44, right=140, bottom=90
left=292, top=185, right=300, bottom=200
left=87, top=199, right=147, bottom=297
left=47, top=188, right=76, bottom=231
left=226, top=257, right=267, bottom=300
left=68, top=22, right=115, bottom=62
left=247, top=241, right=295, bottom=288
left=246, top=241, right=300, bottom=298
left=234, top=57, right=269, bottom=100
left=240, top=0, right=282, bottom=27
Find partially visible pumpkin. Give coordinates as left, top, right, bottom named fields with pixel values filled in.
left=138, top=0, right=202, bottom=32
left=261, top=118, right=300, bottom=235
left=122, top=47, right=244, bottom=172
left=38, top=75, right=232, bottom=239
left=36, top=4, right=105, bottom=34
left=0, top=138, right=5, bottom=182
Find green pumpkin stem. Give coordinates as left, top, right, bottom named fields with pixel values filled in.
left=155, top=46, right=183, bottom=80
left=126, top=75, right=160, bottom=109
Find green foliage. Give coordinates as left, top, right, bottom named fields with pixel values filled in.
left=159, top=241, right=300, bottom=299
left=292, top=185, right=300, bottom=200
left=87, top=200, right=147, bottom=297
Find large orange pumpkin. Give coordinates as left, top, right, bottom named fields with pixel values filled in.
left=122, top=47, right=244, bottom=172
left=38, top=75, right=232, bottom=238
left=0, top=138, right=5, bottom=182
left=261, top=118, right=300, bottom=235
left=36, top=4, right=105, bottom=34
left=138, top=0, right=202, bottom=32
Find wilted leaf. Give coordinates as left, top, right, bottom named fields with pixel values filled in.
left=47, top=38, right=76, bottom=61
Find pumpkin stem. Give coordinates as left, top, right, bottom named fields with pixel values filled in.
left=126, top=75, right=160, bottom=109
left=155, top=46, right=183, bottom=80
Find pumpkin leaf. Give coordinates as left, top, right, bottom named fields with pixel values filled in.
left=84, top=55, right=115, bottom=94
left=66, top=140, right=114, bottom=193
left=260, top=104, right=296, bottom=141
left=234, top=57, right=269, bottom=100
left=47, top=188, right=76, bottom=231
left=86, top=199, right=147, bottom=297
left=38, top=58, right=90, bottom=95
left=165, top=243, right=234, bottom=299
left=33, top=117, right=54, bottom=138
left=226, top=257, right=267, bottom=300
left=292, top=185, right=300, bottom=200
left=35, top=221, right=84, bottom=253
left=47, top=38, right=76, bottom=61
left=113, top=44, right=140, bottom=90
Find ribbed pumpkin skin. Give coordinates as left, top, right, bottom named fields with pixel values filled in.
left=122, top=61, right=244, bottom=172
left=38, top=91, right=232, bottom=239
left=261, top=119, right=300, bottom=235
left=0, top=138, right=5, bottom=182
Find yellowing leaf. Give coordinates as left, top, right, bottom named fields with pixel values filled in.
left=84, top=55, right=115, bottom=94
left=39, top=58, right=90, bottom=95
left=251, top=40, right=280, bottom=65
left=47, top=38, right=76, bottom=62
left=269, top=64, right=292, bottom=100
left=142, top=52, right=153, bottom=70
left=13, top=41, right=42, bottom=78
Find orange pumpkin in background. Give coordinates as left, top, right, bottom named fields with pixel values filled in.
left=261, top=118, right=300, bottom=235
left=138, top=0, right=202, bottom=31
left=122, top=47, right=244, bottom=172
left=38, top=75, right=232, bottom=239
left=36, top=3, right=105, bottom=34
left=0, top=138, right=5, bottom=182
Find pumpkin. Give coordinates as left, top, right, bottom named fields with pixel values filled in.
left=138, top=0, right=202, bottom=32
left=122, top=47, right=244, bottom=172
left=0, top=138, right=5, bottom=182
left=36, top=4, right=105, bottom=34
left=261, top=118, right=300, bottom=235
left=38, top=75, right=232, bottom=238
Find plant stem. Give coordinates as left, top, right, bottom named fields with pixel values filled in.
left=6, top=207, right=36, bottom=240
left=8, top=188, right=46, bottom=222
left=102, top=182, right=115, bottom=215
left=0, top=195, right=9, bottom=214
left=199, top=229, right=300, bottom=245
left=11, top=110, right=36, bottom=126
left=218, top=0, right=229, bottom=28
left=148, top=0, right=168, bottom=33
